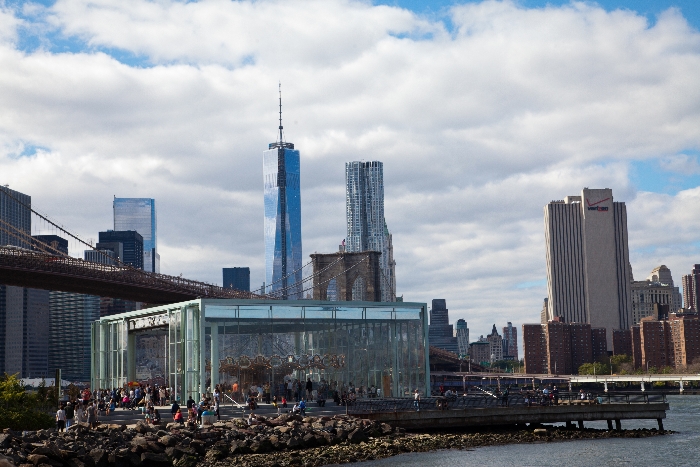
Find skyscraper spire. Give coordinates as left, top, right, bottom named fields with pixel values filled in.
left=278, top=82, right=284, bottom=143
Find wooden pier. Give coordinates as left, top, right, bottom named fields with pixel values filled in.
left=350, top=393, right=669, bottom=431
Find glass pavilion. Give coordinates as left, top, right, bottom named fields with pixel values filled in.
left=92, top=299, right=429, bottom=401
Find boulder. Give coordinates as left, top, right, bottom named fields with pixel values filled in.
left=26, top=453, right=50, bottom=465
left=140, top=452, right=171, bottom=467
left=348, top=429, right=368, bottom=444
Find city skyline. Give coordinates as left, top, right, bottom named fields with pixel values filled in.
left=2, top=1, right=700, bottom=337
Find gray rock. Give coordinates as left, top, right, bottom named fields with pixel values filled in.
left=348, top=428, right=368, bottom=444
left=140, top=451, right=171, bottom=466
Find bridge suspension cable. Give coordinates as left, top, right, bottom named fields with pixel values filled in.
left=265, top=254, right=345, bottom=297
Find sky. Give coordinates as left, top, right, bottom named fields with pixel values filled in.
left=1, top=0, right=700, bottom=344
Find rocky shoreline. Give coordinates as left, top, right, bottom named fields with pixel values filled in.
left=0, top=414, right=669, bottom=467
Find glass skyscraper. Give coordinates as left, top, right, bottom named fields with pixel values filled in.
left=113, top=198, right=159, bottom=273
left=263, top=91, right=302, bottom=299
left=0, top=186, right=31, bottom=248
left=345, top=161, right=396, bottom=301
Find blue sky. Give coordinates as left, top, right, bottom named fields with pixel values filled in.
left=383, top=0, right=700, bottom=30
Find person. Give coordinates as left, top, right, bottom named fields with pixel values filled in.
left=281, top=396, right=287, bottom=408
left=87, top=402, right=97, bottom=429
left=414, top=389, right=421, bottom=412
left=376, top=388, right=382, bottom=399
left=187, top=395, right=196, bottom=409
left=197, top=396, right=206, bottom=424
left=214, top=396, right=220, bottom=421
left=56, top=405, right=66, bottom=432
left=187, top=406, right=197, bottom=427
left=292, top=402, right=300, bottom=415
left=501, top=386, right=510, bottom=407
left=579, top=389, right=586, bottom=400
left=286, top=379, right=293, bottom=401
left=64, top=402, right=74, bottom=429
left=174, top=408, right=184, bottom=425
left=306, top=378, right=313, bottom=400
left=171, top=400, right=180, bottom=418
left=552, top=386, right=560, bottom=405
left=232, top=382, right=239, bottom=402
left=75, top=402, right=85, bottom=423
left=152, top=409, right=161, bottom=425
left=299, top=399, right=306, bottom=416
left=263, top=383, right=270, bottom=404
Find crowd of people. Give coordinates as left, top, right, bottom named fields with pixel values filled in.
left=57, top=377, right=390, bottom=431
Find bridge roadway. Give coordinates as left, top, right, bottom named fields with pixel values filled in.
left=0, top=247, right=258, bottom=304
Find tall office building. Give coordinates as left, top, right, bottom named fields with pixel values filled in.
left=98, top=230, right=144, bottom=269
left=223, top=267, right=251, bottom=292
left=502, top=322, right=518, bottom=360
left=455, top=319, right=469, bottom=358
left=0, top=186, right=31, bottom=248
left=631, top=265, right=682, bottom=324
left=682, top=265, right=700, bottom=312
left=544, top=188, right=632, bottom=348
left=263, top=88, right=302, bottom=299
left=97, top=230, right=143, bottom=316
left=114, top=198, right=159, bottom=273
left=346, top=161, right=396, bottom=301
left=0, top=188, right=50, bottom=378
left=29, top=234, right=101, bottom=383
left=486, top=325, right=503, bottom=362
left=428, top=299, right=459, bottom=354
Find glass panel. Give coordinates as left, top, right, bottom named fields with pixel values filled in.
left=205, top=305, right=238, bottom=319
left=336, top=307, right=363, bottom=320
left=271, top=305, right=303, bottom=320
left=304, top=306, right=334, bottom=320
left=395, top=308, right=421, bottom=320
left=366, top=307, right=393, bottom=321
left=239, top=306, right=271, bottom=319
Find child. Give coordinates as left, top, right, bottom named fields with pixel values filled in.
left=174, top=408, right=184, bottom=424
left=281, top=396, right=287, bottom=408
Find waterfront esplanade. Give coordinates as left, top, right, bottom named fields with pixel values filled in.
left=92, top=299, right=429, bottom=401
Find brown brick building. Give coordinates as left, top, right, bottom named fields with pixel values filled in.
left=591, top=328, right=608, bottom=362
left=612, top=329, right=632, bottom=356
left=639, top=318, right=673, bottom=370
left=522, top=324, right=547, bottom=374
left=631, top=325, right=642, bottom=368
left=522, top=320, right=608, bottom=375
left=669, top=314, right=700, bottom=367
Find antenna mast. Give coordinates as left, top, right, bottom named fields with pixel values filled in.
left=278, top=82, right=284, bottom=143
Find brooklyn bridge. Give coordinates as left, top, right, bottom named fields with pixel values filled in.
left=0, top=185, right=381, bottom=305
left=0, top=246, right=259, bottom=304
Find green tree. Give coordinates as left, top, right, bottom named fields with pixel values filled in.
left=0, top=374, right=54, bottom=431
left=578, top=362, right=611, bottom=375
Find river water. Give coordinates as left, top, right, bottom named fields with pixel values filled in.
left=351, top=395, right=700, bottom=467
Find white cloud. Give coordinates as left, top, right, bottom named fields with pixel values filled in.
left=1, top=0, right=700, bottom=339
left=659, top=153, right=700, bottom=174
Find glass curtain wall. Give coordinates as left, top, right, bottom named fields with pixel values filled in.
left=207, top=303, right=427, bottom=400
left=92, top=300, right=427, bottom=402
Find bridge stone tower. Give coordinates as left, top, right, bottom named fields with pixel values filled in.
left=311, top=251, right=382, bottom=301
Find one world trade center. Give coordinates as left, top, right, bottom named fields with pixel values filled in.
left=263, top=85, right=302, bottom=299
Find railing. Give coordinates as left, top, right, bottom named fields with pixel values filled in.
left=348, top=390, right=667, bottom=414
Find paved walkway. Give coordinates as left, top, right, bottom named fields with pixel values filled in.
left=95, top=401, right=352, bottom=426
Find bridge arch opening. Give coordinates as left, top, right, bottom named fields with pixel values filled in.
left=351, top=276, right=366, bottom=301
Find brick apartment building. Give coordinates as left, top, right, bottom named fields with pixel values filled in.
left=522, top=319, right=607, bottom=375
left=619, top=310, right=700, bottom=370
